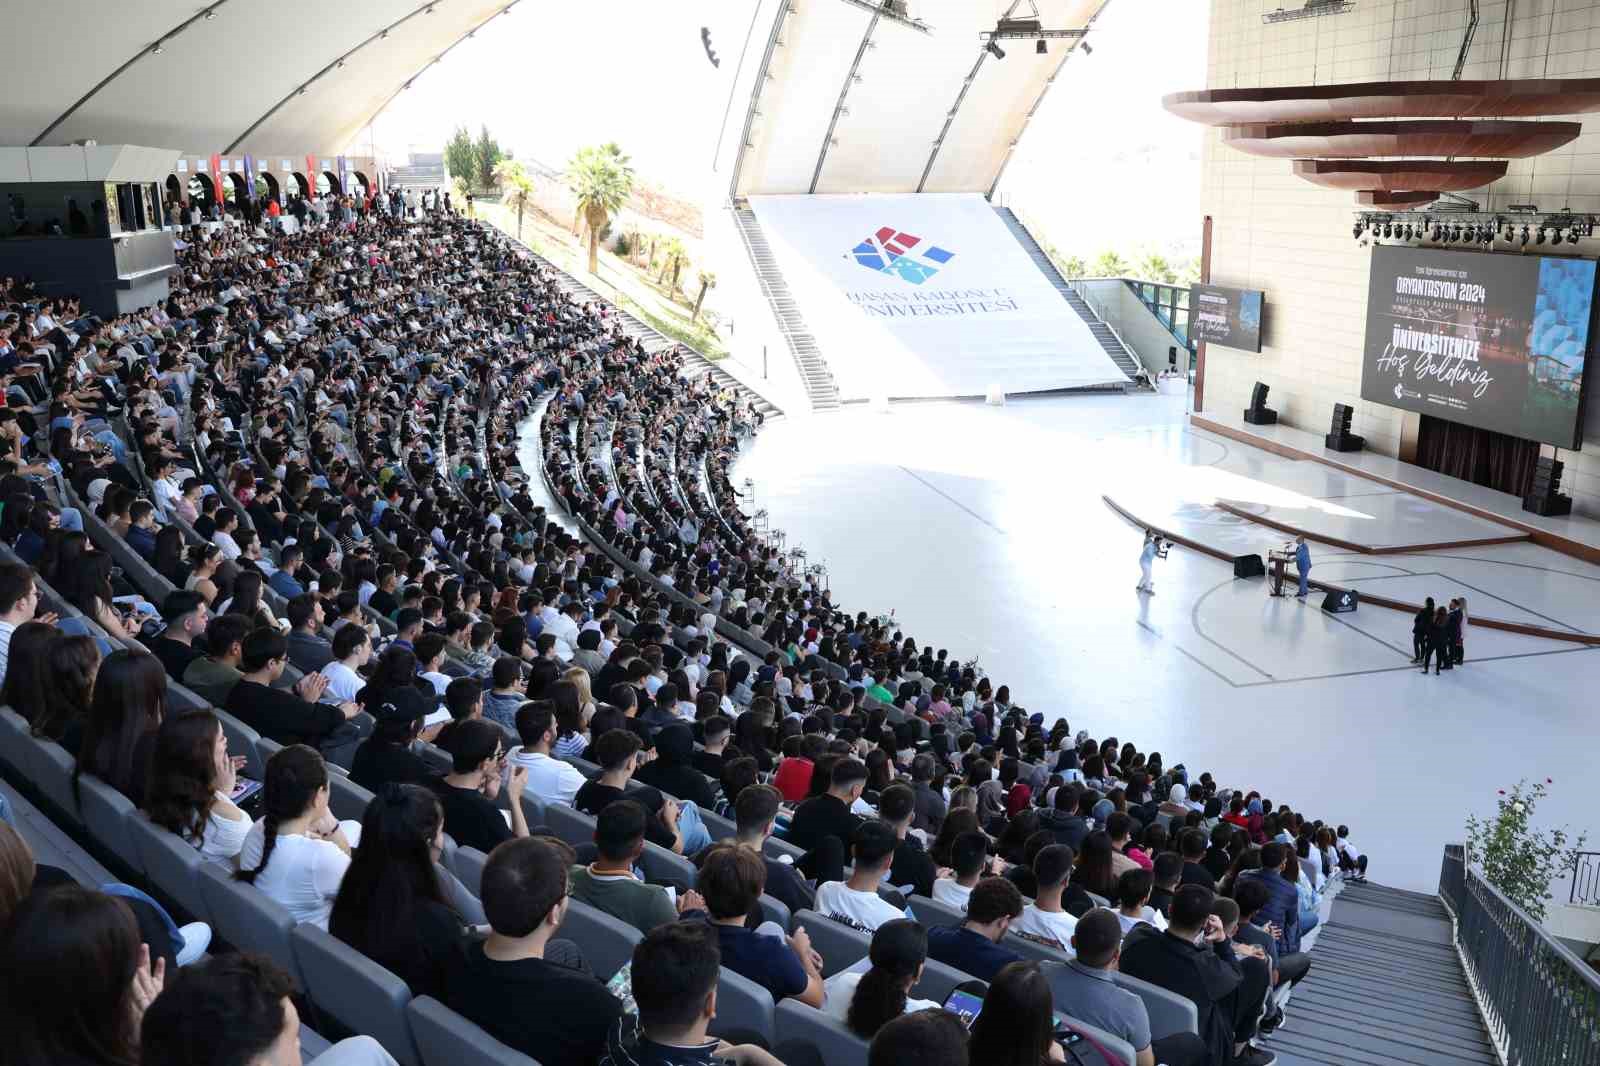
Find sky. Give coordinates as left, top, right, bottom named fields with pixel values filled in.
left=370, top=0, right=1208, bottom=260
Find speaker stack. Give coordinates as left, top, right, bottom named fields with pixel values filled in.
left=1320, top=587, right=1359, bottom=613
left=1243, top=381, right=1278, bottom=425
left=1523, top=455, right=1573, bottom=517
left=1325, top=403, right=1365, bottom=452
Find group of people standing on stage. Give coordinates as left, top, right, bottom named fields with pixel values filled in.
left=1413, top=596, right=1468, bottom=674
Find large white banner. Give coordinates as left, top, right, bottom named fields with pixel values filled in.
left=748, top=193, right=1127, bottom=400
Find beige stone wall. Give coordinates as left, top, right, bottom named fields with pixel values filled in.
left=1199, top=0, right=1600, bottom=514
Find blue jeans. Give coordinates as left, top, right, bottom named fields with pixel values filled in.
left=677, top=800, right=711, bottom=855
left=1297, top=568, right=1309, bottom=597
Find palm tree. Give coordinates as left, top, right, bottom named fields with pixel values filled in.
left=692, top=269, right=717, bottom=321
left=1091, top=249, right=1129, bottom=277
left=1135, top=250, right=1177, bottom=284
left=1060, top=255, right=1087, bottom=279
left=493, top=160, right=534, bottom=242
left=565, top=143, right=635, bottom=274
left=658, top=237, right=687, bottom=293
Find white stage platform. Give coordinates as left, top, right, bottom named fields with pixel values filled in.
left=733, top=390, right=1600, bottom=893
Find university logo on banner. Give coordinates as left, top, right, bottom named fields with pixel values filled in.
left=850, top=226, right=954, bottom=285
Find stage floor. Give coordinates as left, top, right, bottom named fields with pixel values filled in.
left=733, top=391, right=1600, bottom=893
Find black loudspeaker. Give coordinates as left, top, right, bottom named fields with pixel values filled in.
left=1233, top=554, right=1265, bottom=578
left=1324, top=402, right=1365, bottom=452
left=1244, top=381, right=1278, bottom=425
left=1523, top=455, right=1573, bottom=516
left=1320, top=587, right=1359, bottom=613
left=1168, top=346, right=1179, bottom=369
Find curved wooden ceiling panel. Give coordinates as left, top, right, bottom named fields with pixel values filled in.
left=1164, top=78, right=1600, bottom=125
left=1292, top=159, right=1508, bottom=191
left=1355, top=190, right=1441, bottom=207
left=1222, top=119, right=1580, bottom=159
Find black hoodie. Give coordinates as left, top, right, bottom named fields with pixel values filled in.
left=634, top=723, right=717, bottom=809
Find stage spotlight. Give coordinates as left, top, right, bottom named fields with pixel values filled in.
left=1520, top=226, right=1530, bottom=246
left=1036, top=39, right=1048, bottom=54
left=1082, top=41, right=1093, bottom=54
left=987, top=39, right=1006, bottom=59
left=1429, top=224, right=1441, bottom=241
left=1352, top=221, right=1364, bottom=239
left=701, top=26, right=720, bottom=68
left=1402, top=224, right=1413, bottom=240
left=1536, top=227, right=1547, bottom=244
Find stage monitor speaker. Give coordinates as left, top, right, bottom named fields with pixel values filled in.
left=1233, top=554, right=1265, bottom=578
left=1324, top=402, right=1365, bottom=452
left=1320, top=587, right=1359, bottom=613
left=1243, top=381, right=1278, bottom=425
left=1523, top=455, right=1573, bottom=516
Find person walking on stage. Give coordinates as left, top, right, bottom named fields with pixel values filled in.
left=1447, top=598, right=1465, bottom=667
left=1293, top=535, right=1311, bottom=600
left=1137, top=531, right=1159, bottom=595
left=1411, top=597, right=1435, bottom=663
left=1422, top=606, right=1451, bottom=675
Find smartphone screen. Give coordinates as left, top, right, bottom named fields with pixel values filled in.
left=942, top=990, right=985, bottom=1029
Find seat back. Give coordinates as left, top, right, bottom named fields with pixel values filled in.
left=327, top=772, right=375, bottom=824
left=763, top=835, right=806, bottom=864
left=1062, top=1015, right=1139, bottom=1066
left=560, top=897, right=642, bottom=981
left=32, top=739, right=82, bottom=828
left=1113, top=971, right=1199, bottom=1038
left=711, top=966, right=775, bottom=1044
left=127, top=812, right=212, bottom=924
left=76, top=773, right=144, bottom=875
left=407, top=996, right=542, bottom=1066
left=561, top=754, right=602, bottom=779
left=638, top=841, right=696, bottom=889
left=0, top=706, right=36, bottom=779
left=906, top=894, right=965, bottom=929
left=1007, top=933, right=1074, bottom=966
left=197, top=862, right=304, bottom=984
left=290, top=924, right=419, bottom=1066
left=518, top=793, right=546, bottom=832
left=775, top=1000, right=870, bottom=1066
left=698, top=806, right=736, bottom=842
left=543, top=801, right=597, bottom=847
left=757, top=893, right=791, bottom=933
left=450, top=846, right=488, bottom=898
left=793, top=910, right=870, bottom=978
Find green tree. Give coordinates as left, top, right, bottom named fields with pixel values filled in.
left=1054, top=254, right=1087, bottom=279
left=444, top=126, right=476, bottom=190
left=1465, top=778, right=1586, bottom=923
left=451, top=175, right=473, bottom=217
left=1135, top=250, right=1177, bottom=284
left=658, top=236, right=687, bottom=292
left=1178, top=257, right=1202, bottom=286
left=566, top=143, right=635, bottom=275
left=474, top=125, right=503, bottom=192
left=494, top=160, right=534, bottom=242
left=1090, top=250, right=1129, bottom=277
left=692, top=269, right=717, bottom=321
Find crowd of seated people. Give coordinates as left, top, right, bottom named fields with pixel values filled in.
left=0, top=207, right=1371, bottom=1066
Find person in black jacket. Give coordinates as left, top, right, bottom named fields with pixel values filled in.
left=1447, top=597, right=1465, bottom=666
left=633, top=722, right=716, bottom=810
left=696, top=783, right=815, bottom=919
left=1410, top=597, right=1435, bottom=664
left=787, top=756, right=867, bottom=883
left=879, top=782, right=939, bottom=899
left=1037, top=783, right=1093, bottom=850
left=1421, top=606, right=1451, bottom=675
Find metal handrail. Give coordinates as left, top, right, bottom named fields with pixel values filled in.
left=1438, top=844, right=1600, bottom=1066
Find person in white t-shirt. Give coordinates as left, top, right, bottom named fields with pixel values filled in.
left=1010, top=844, right=1079, bottom=954
left=822, top=918, right=941, bottom=1036
left=319, top=625, right=372, bottom=706
left=235, top=744, right=359, bottom=930
left=931, top=829, right=989, bottom=912
left=507, top=701, right=587, bottom=806
left=814, top=821, right=913, bottom=933
left=1114, top=868, right=1168, bottom=938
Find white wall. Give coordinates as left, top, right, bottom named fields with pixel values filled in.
left=1075, top=278, right=1189, bottom=376
left=1200, top=0, right=1600, bottom=515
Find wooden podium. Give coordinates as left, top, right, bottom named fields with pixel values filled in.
left=1266, top=547, right=1297, bottom=597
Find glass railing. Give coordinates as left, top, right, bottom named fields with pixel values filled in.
left=1125, top=280, right=1196, bottom=354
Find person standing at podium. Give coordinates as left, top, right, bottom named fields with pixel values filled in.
left=1293, top=536, right=1311, bottom=600
left=1137, top=531, right=1159, bottom=595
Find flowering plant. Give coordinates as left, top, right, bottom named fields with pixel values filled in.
left=1464, top=778, right=1587, bottom=923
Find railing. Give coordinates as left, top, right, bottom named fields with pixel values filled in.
left=1123, top=279, right=1197, bottom=358
left=1439, top=845, right=1600, bottom=1066
left=1571, top=851, right=1600, bottom=907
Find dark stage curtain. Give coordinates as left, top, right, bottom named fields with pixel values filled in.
left=1415, top=414, right=1540, bottom=496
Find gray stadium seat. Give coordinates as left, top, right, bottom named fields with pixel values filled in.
left=906, top=894, right=965, bottom=929
left=775, top=999, right=870, bottom=1066
left=519, top=792, right=546, bottom=831
left=698, top=806, right=736, bottom=841
left=543, top=801, right=597, bottom=847
left=290, top=924, right=420, bottom=1066
left=560, top=897, right=642, bottom=981
left=1062, top=1017, right=1138, bottom=1066
left=451, top=846, right=488, bottom=898
left=210, top=706, right=267, bottom=782
left=793, top=909, right=870, bottom=977
left=638, top=841, right=696, bottom=888
left=407, top=996, right=542, bottom=1066
left=1113, top=971, right=1199, bottom=1038
left=327, top=772, right=375, bottom=824
left=0, top=705, right=35, bottom=778
left=127, top=811, right=212, bottom=925
left=198, top=861, right=305, bottom=986
left=764, top=835, right=807, bottom=864
left=32, top=739, right=81, bottom=827
left=1007, top=932, right=1074, bottom=966
left=910, top=955, right=978, bottom=1004
left=75, top=772, right=144, bottom=874
left=712, top=966, right=775, bottom=1044
left=561, top=754, right=602, bottom=778
left=758, top=892, right=791, bottom=933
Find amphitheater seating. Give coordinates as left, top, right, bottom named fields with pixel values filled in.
left=291, top=924, right=421, bottom=1066
left=126, top=809, right=213, bottom=925
left=407, top=996, right=542, bottom=1066
left=561, top=897, right=642, bottom=981
left=198, top=860, right=306, bottom=986
left=792, top=910, right=869, bottom=978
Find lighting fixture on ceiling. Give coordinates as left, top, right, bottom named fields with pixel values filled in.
left=1036, top=39, right=1048, bottom=54
left=986, top=40, right=1006, bottom=59
left=1082, top=41, right=1092, bottom=54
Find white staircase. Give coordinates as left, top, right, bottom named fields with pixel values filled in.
left=731, top=205, right=841, bottom=411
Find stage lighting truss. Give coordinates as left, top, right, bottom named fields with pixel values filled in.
left=1263, top=0, right=1355, bottom=24
left=1352, top=210, right=1597, bottom=247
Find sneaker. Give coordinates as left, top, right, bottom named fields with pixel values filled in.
left=1236, top=1047, right=1277, bottom=1066
left=1259, top=1009, right=1285, bottom=1034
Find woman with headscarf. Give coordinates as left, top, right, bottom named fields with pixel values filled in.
left=975, top=778, right=1008, bottom=836
left=1005, top=782, right=1032, bottom=819
left=1159, top=782, right=1191, bottom=820
left=1245, top=796, right=1267, bottom=844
